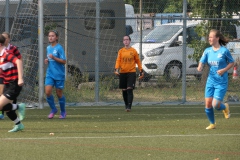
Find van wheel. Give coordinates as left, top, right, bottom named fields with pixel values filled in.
left=165, top=62, right=182, bottom=81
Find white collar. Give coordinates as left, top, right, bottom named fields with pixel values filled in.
left=0, top=48, right=6, bottom=56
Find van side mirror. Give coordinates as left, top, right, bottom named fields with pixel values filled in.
left=177, top=36, right=183, bottom=45
left=126, top=25, right=133, bottom=36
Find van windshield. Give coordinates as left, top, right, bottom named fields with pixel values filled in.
left=143, top=25, right=182, bottom=43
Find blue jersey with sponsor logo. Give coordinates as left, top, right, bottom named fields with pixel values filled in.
left=46, top=43, right=66, bottom=80
left=200, top=46, right=234, bottom=85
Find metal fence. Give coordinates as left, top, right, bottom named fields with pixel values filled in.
left=0, top=0, right=240, bottom=106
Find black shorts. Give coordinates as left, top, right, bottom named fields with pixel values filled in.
left=119, top=72, right=136, bottom=89
left=3, top=80, right=22, bottom=100
left=0, top=77, right=4, bottom=84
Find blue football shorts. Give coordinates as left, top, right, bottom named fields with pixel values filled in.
left=45, top=76, right=65, bottom=89
left=205, top=82, right=227, bottom=101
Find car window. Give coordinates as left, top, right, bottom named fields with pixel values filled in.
left=142, top=25, right=182, bottom=43
left=187, top=27, right=201, bottom=43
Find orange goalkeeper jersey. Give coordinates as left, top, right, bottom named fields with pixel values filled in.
left=115, top=47, right=142, bottom=73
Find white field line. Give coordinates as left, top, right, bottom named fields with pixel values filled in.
left=2, top=134, right=240, bottom=140
left=64, top=106, right=240, bottom=109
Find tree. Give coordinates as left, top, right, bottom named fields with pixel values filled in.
left=124, top=0, right=168, bottom=13
left=189, top=0, right=240, bottom=63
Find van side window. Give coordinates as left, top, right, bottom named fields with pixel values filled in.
left=186, top=27, right=201, bottom=44
left=84, top=10, right=115, bottom=30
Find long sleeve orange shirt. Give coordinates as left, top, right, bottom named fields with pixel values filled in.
left=115, top=47, right=142, bottom=73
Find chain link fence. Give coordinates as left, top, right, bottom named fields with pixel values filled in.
left=0, top=0, right=240, bottom=105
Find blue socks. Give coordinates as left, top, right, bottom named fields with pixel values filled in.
left=205, top=107, right=215, bottom=124
left=59, top=96, right=66, bottom=113
left=47, top=95, right=57, bottom=111
left=214, top=103, right=226, bottom=111
left=47, top=95, right=66, bottom=113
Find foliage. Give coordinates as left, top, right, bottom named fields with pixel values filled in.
left=188, top=0, right=240, bottom=62
left=163, top=0, right=183, bottom=13
left=124, top=0, right=168, bottom=13
left=188, top=21, right=210, bottom=63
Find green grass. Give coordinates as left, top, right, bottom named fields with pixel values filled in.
left=0, top=105, right=240, bottom=160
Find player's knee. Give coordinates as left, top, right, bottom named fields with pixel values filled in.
left=205, top=101, right=212, bottom=108
left=212, top=101, right=220, bottom=110
left=127, top=88, right=133, bottom=95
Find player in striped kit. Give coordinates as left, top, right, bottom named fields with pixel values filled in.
left=0, top=34, right=26, bottom=132
left=0, top=32, right=22, bottom=120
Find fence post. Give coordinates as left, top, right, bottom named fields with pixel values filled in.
left=182, top=0, right=187, bottom=103
left=38, top=0, right=44, bottom=109
left=95, top=0, right=100, bottom=102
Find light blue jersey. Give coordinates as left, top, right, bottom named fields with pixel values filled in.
left=200, top=46, right=234, bottom=100
left=46, top=43, right=66, bottom=80
left=200, top=46, right=234, bottom=85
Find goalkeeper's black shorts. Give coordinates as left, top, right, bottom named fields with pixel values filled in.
left=119, top=72, right=136, bottom=89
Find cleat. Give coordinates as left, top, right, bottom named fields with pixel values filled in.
left=206, top=124, right=216, bottom=130
left=18, top=103, right=26, bottom=121
left=223, top=103, right=230, bottom=119
left=125, top=108, right=131, bottom=112
left=48, top=109, right=58, bottom=119
left=59, top=112, right=66, bottom=119
left=8, top=123, right=24, bottom=132
left=0, top=114, right=4, bottom=120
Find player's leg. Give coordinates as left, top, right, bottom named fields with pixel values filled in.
left=0, top=83, right=25, bottom=132
left=45, top=77, right=57, bottom=119
left=6, top=110, right=24, bottom=132
left=204, top=83, right=215, bottom=129
left=119, top=73, right=128, bottom=110
left=212, top=84, right=230, bottom=119
left=56, top=80, right=66, bottom=119
left=126, top=73, right=136, bottom=111
left=122, top=89, right=128, bottom=108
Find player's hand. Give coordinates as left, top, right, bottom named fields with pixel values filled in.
left=49, top=54, right=54, bottom=59
left=197, top=66, right=202, bottom=72
left=18, top=78, right=24, bottom=86
left=114, top=69, right=120, bottom=76
left=44, top=58, right=49, bottom=64
left=139, top=71, right=144, bottom=80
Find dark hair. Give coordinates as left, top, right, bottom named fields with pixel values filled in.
left=123, top=35, right=131, bottom=41
left=49, top=30, right=59, bottom=37
left=210, top=29, right=229, bottom=46
left=2, top=31, right=10, bottom=39
left=0, top=34, right=6, bottom=45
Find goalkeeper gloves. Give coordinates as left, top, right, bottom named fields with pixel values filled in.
left=114, top=69, right=120, bottom=76
left=139, top=70, right=144, bottom=80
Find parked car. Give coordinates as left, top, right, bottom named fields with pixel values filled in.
left=129, top=29, right=153, bottom=45
left=132, top=21, right=203, bottom=81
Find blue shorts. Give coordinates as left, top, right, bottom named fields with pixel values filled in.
left=45, top=76, right=65, bottom=89
left=205, top=82, right=227, bottom=101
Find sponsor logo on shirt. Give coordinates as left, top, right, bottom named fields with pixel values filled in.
left=209, top=61, right=219, bottom=66
left=217, top=53, right=223, bottom=58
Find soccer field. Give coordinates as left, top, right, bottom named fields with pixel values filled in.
left=0, top=105, right=239, bottom=160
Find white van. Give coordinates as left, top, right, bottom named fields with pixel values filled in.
left=132, top=21, right=202, bottom=81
